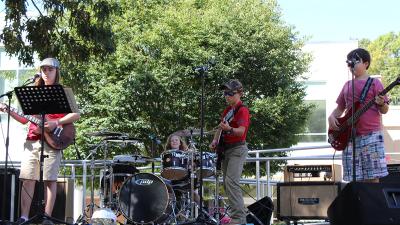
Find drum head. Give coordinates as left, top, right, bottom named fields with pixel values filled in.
left=118, top=173, right=170, bottom=224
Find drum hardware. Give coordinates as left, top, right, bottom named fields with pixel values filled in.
left=91, top=207, right=117, bottom=225
left=87, top=130, right=127, bottom=137
left=85, top=140, right=107, bottom=221
left=103, top=136, right=141, bottom=143
left=118, top=173, right=177, bottom=224
left=161, top=150, right=189, bottom=181
left=172, top=128, right=215, bottom=137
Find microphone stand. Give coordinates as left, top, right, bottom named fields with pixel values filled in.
left=0, top=77, right=36, bottom=224
left=350, top=64, right=357, bottom=182
left=189, top=63, right=217, bottom=225
left=1, top=90, right=14, bottom=224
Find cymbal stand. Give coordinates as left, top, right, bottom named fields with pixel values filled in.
left=214, top=166, right=222, bottom=224
left=85, top=141, right=105, bottom=220
left=187, top=133, right=197, bottom=219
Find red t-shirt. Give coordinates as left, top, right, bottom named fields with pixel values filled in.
left=27, top=113, right=66, bottom=140
left=221, top=101, right=250, bottom=144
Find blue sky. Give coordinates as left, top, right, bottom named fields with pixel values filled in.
left=1, top=0, right=399, bottom=43
left=277, top=0, right=400, bottom=42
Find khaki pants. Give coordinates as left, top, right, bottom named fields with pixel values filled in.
left=20, top=140, right=62, bottom=181
left=222, top=144, right=248, bottom=223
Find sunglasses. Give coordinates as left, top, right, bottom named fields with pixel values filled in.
left=223, top=90, right=237, bottom=96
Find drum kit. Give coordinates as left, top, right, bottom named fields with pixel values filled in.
left=85, top=129, right=224, bottom=225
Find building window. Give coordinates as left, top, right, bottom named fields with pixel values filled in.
left=299, top=100, right=327, bottom=142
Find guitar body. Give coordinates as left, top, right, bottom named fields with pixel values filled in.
left=215, top=129, right=224, bottom=171
left=328, top=104, right=360, bottom=151
left=43, top=121, right=76, bottom=150
left=1, top=103, right=76, bottom=150
left=328, top=76, right=400, bottom=151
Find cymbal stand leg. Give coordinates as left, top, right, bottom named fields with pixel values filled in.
left=102, top=142, right=109, bottom=207
left=214, top=170, right=221, bottom=225
left=85, top=142, right=103, bottom=219
left=89, top=151, right=96, bottom=218
left=190, top=150, right=196, bottom=219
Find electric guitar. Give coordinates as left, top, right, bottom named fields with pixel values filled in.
left=1, top=103, right=76, bottom=150
left=328, top=76, right=400, bottom=150
left=214, top=105, right=244, bottom=170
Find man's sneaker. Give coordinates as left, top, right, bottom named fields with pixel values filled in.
left=15, top=217, right=27, bottom=225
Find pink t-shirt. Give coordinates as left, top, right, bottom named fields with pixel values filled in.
left=336, top=78, right=389, bottom=135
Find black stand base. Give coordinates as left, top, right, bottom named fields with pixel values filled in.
left=179, top=208, right=218, bottom=225
left=21, top=213, right=73, bottom=225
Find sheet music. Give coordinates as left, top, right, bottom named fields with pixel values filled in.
left=64, top=87, right=79, bottom=113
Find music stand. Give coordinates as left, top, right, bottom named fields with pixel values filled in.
left=14, top=85, right=77, bottom=225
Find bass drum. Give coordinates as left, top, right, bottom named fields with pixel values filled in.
left=118, top=173, right=176, bottom=224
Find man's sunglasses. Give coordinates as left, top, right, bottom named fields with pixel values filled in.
left=223, top=90, right=237, bottom=96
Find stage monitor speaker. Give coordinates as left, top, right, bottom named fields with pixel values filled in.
left=380, top=164, right=400, bottom=183
left=246, top=196, right=274, bottom=225
left=0, top=168, right=20, bottom=222
left=328, top=182, right=400, bottom=225
left=27, top=178, right=74, bottom=223
left=277, top=182, right=342, bottom=221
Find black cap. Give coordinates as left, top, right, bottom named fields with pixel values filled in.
left=220, top=79, right=243, bottom=92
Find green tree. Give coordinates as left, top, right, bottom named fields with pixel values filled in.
left=0, top=0, right=115, bottom=65
left=362, top=32, right=400, bottom=101
left=2, top=0, right=313, bottom=176
left=69, top=0, right=312, bottom=175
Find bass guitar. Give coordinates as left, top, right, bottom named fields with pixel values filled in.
left=1, top=103, right=76, bottom=150
left=328, top=76, right=400, bottom=150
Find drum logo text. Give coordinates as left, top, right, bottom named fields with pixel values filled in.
left=135, top=179, right=154, bottom=185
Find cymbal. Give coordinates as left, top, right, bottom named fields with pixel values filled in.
left=104, top=136, right=141, bottom=143
left=172, top=128, right=214, bottom=137
left=87, top=130, right=126, bottom=137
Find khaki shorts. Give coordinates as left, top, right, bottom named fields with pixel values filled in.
left=19, top=140, right=62, bottom=181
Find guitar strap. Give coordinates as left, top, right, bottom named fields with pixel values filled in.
left=223, top=104, right=244, bottom=132
left=359, top=77, right=374, bottom=104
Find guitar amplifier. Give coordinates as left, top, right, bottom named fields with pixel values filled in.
left=277, top=182, right=343, bottom=220
left=284, top=164, right=342, bottom=182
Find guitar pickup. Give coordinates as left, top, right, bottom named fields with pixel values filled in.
left=54, top=127, right=63, bottom=137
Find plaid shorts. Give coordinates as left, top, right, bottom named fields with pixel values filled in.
left=343, top=130, right=388, bottom=181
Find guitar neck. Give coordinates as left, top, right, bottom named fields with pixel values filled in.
left=8, top=106, right=42, bottom=125
left=343, top=79, right=397, bottom=128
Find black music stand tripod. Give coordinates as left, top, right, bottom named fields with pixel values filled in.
left=14, top=85, right=75, bottom=225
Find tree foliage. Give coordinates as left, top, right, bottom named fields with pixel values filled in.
left=1, top=0, right=116, bottom=65
left=68, top=0, right=312, bottom=175
left=361, top=32, right=400, bottom=101
left=2, top=0, right=312, bottom=175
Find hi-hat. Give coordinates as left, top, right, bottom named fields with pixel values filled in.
left=87, top=130, right=126, bottom=137
left=173, top=128, right=214, bottom=137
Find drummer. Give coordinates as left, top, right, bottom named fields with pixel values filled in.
left=165, top=134, right=188, bottom=151
left=163, top=134, right=200, bottom=204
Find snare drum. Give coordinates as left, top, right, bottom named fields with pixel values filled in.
left=161, top=150, right=189, bottom=180
left=195, top=152, right=215, bottom=178
left=118, top=173, right=176, bottom=224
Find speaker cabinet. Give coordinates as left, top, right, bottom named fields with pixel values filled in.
left=246, top=196, right=274, bottom=225
left=27, top=178, right=74, bottom=222
left=328, top=182, right=400, bottom=225
left=0, top=168, right=20, bottom=222
left=277, top=182, right=342, bottom=221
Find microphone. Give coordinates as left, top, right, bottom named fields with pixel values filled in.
left=346, top=58, right=359, bottom=68
left=31, top=73, right=41, bottom=81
